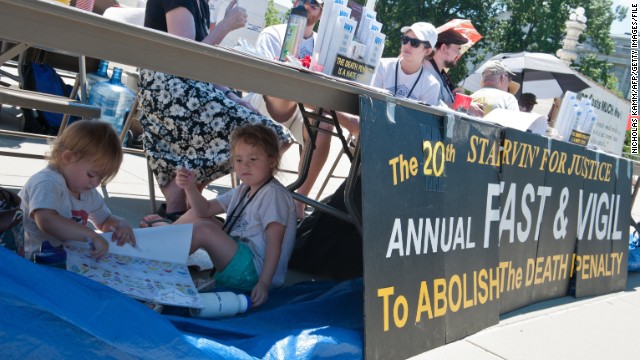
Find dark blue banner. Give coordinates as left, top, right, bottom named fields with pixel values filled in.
left=360, top=97, right=631, bottom=359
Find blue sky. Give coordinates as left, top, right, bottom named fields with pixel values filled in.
left=610, top=0, right=632, bottom=34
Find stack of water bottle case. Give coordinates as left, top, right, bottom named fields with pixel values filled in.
left=86, top=60, right=136, bottom=140
left=553, top=90, right=598, bottom=146
left=280, top=0, right=386, bottom=85
left=311, top=0, right=385, bottom=83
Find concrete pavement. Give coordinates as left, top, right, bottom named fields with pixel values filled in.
left=413, top=272, right=640, bottom=359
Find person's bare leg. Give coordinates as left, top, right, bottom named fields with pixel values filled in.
left=160, top=178, right=187, bottom=214
left=263, top=96, right=297, bottom=123
left=295, top=123, right=332, bottom=218
left=139, top=214, right=172, bottom=227
left=174, top=208, right=223, bottom=225
left=139, top=209, right=223, bottom=228
left=190, top=221, right=238, bottom=271
left=335, top=111, right=360, bottom=137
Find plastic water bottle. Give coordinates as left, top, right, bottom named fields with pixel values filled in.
left=584, top=114, right=597, bottom=134
left=86, top=60, right=109, bottom=95
left=190, top=291, right=251, bottom=319
left=561, top=103, right=579, bottom=140
left=572, top=109, right=583, bottom=132
left=279, top=3, right=307, bottom=61
left=555, top=93, right=577, bottom=141
left=578, top=109, right=594, bottom=132
left=88, top=67, right=135, bottom=136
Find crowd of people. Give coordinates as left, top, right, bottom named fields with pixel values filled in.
left=15, top=0, right=544, bottom=307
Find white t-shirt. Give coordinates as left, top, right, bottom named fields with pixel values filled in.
left=373, top=57, right=440, bottom=105
left=423, top=60, right=455, bottom=105
left=216, top=178, right=297, bottom=288
left=18, top=166, right=111, bottom=259
left=470, top=87, right=519, bottom=115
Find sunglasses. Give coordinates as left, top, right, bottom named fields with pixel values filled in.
left=400, top=35, right=430, bottom=49
left=308, top=1, right=322, bottom=10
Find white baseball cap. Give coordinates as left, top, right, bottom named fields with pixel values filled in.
left=400, top=22, right=438, bottom=48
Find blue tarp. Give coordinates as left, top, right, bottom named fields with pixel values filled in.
left=0, top=246, right=363, bottom=359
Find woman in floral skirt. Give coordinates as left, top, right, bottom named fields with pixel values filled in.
left=140, top=0, right=294, bottom=219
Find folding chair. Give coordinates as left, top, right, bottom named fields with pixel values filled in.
left=287, top=103, right=361, bottom=231
left=0, top=45, right=100, bottom=119
left=0, top=45, right=158, bottom=214
left=315, top=134, right=356, bottom=201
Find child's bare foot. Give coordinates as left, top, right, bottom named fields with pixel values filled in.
left=190, top=267, right=216, bottom=293
left=139, top=214, right=173, bottom=228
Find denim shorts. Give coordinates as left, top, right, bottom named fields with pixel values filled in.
left=214, top=238, right=258, bottom=292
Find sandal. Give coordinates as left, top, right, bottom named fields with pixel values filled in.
left=193, top=276, right=216, bottom=293
left=190, top=268, right=216, bottom=293
left=166, top=211, right=186, bottom=222
left=156, top=203, right=186, bottom=222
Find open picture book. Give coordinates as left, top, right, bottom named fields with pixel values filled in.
left=64, top=224, right=204, bottom=308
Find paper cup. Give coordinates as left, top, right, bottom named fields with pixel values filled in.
left=453, top=93, right=473, bottom=112
left=75, top=0, right=95, bottom=11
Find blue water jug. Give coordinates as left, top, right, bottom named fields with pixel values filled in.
left=86, top=59, right=109, bottom=95
left=88, top=67, right=135, bottom=136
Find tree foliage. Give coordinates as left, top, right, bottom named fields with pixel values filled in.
left=577, top=54, right=623, bottom=97
left=580, top=0, right=627, bottom=55
left=488, top=0, right=569, bottom=54
left=374, top=0, right=627, bottom=89
left=265, top=0, right=284, bottom=27
left=373, top=0, right=502, bottom=82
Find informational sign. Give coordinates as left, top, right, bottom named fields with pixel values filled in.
left=360, top=97, right=631, bottom=359
left=577, top=75, right=631, bottom=156
left=209, top=0, right=267, bottom=48
left=569, top=129, right=591, bottom=146
left=332, top=54, right=375, bottom=84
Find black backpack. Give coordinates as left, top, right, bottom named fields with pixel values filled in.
left=289, top=176, right=363, bottom=280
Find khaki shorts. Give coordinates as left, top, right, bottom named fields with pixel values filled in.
left=245, top=92, right=304, bottom=144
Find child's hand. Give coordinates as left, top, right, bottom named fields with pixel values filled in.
left=250, top=280, right=270, bottom=307
left=110, top=223, right=136, bottom=247
left=89, top=236, right=109, bottom=259
left=175, top=167, right=196, bottom=190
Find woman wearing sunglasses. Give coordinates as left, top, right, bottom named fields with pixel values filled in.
left=372, top=22, right=440, bottom=105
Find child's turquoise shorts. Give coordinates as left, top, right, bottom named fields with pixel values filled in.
left=214, top=238, right=258, bottom=292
